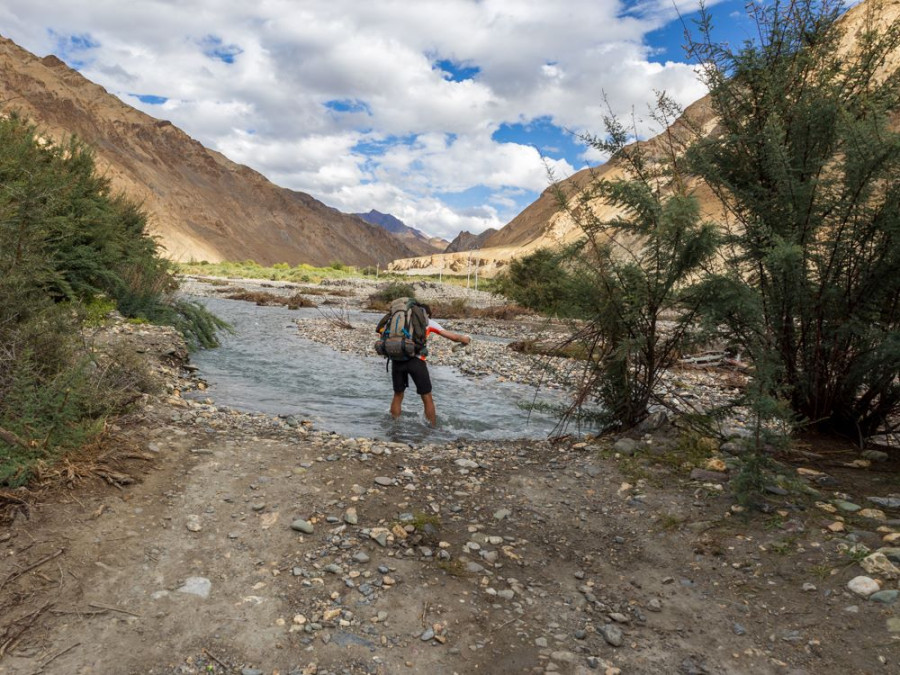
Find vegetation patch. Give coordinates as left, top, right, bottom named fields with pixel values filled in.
left=0, top=114, right=225, bottom=486
left=224, top=290, right=315, bottom=308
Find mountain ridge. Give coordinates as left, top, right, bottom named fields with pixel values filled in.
left=0, top=35, right=416, bottom=267
left=353, top=210, right=447, bottom=257
left=389, top=0, right=900, bottom=277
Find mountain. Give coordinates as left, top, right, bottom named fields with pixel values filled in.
left=0, top=36, right=416, bottom=267
left=443, top=229, right=497, bottom=253
left=353, top=210, right=447, bottom=256
left=390, top=0, right=900, bottom=278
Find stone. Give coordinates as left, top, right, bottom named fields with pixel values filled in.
left=861, top=552, right=900, bottom=580
left=176, top=576, right=211, bottom=598
left=291, top=519, right=314, bottom=534
left=880, top=547, right=900, bottom=563
left=847, top=575, right=880, bottom=597
left=343, top=507, right=358, bottom=525
left=720, top=441, right=747, bottom=455
left=636, top=411, right=668, bottom=432
left=869, top=590, right=899, bottom=604
left=862, top=450, right=889, bottom=462
left=690, top=469, right=728, bottom=483
left=705, top=458, right=727, bottom=472
left=858, top=509, right=887, bottom=521
left=598, top=624, right=623, bottom=647
left=613, top=438, right=638, bottom=455
left=185, top=515, right=202, bottom=532
left=494, top=508, right=512, bottom=521
left=834, top=500, right=861, bottom=513
left=374, top=477, right=394, bottom=486
left=869, top=496, right=900, bottom=509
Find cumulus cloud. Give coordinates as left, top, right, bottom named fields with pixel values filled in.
left=1, top=0, right=722, bottom=238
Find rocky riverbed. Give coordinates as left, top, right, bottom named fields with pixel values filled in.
left=0, top=277, right=898, bottom=674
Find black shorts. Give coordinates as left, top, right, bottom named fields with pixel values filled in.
left=391, top=358, right=432, bottom=395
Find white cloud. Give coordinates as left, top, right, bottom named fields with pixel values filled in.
left=1, top=0, right=720, bottom=239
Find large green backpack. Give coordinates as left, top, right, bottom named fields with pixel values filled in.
left=374, top=297, right=428, bottom=362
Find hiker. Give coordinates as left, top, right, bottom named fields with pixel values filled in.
left=375, top=300, right=470, bottom=426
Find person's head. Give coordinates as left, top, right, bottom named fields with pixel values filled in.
left=419, top=303, right=432, bottom=318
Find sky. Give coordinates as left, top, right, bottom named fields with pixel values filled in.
left=0, top=0, right=756, bottom=241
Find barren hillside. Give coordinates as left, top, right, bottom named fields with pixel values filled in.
left=389, top=0, right=900, bottom=278
left=0, top=36, right=416, bottom=267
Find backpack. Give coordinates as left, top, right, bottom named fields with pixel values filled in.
left=374, top=297, right=428, bottom=364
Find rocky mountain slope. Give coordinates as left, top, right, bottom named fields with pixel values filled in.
left=444, top=228, right=498, bottom=253
left=353, top=210, right=447, bottom=257
left=0, top=36, right=416, bottom=267
left=389, top=0, right=900, bottom=278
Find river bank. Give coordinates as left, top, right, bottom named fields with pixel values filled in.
left=0, top=277, right=898, bottom=674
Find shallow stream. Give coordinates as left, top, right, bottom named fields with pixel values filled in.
left=186, top=297, right=570, bottom=443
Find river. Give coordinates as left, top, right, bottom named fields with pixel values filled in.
left=185, top=296, right=572, bottom=443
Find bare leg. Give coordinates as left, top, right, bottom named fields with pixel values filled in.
left=421, top=392, right=436, bottom=426
left=390, top=392, right=404, bottom=419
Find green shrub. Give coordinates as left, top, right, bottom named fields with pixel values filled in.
left=688, top=0, right=900, bottom=439
left=366, top=282, right=416, bottom=309
left=0, top=114, right=226, bottom=484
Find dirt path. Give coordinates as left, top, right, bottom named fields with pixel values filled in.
left=1, top=307, right=898, bottom=674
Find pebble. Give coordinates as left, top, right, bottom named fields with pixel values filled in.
left=344, top=507, right=358, bottom=525
left=869, top=590, right=899, bottom=604
left=847, top=576, right=880, bottom=597
left=869, top=496, right=900, bottom=509
left=861, top=552, right=900, bottom=580
left=176, top=576, right=211, bottom=598
left=599, top=624, right=623, bottom=647
left=834, top=500, right=862, bottom=513
left=374, top=477, right=394, bottom=486
left=291, top=519, right=315, bottom=534
left=613, top=438, right=638, bottom=455
left=185, top=515, right=202, bottom=532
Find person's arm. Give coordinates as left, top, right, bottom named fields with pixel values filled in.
left=427, top=319, right=470, bottom=345
left=438, top=329, right=470, bottom=345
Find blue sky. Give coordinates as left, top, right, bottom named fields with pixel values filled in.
left=0, top=0, right=761, bottom=241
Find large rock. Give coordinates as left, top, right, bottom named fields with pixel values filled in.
left=862, top=552, right=900, bottom=579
